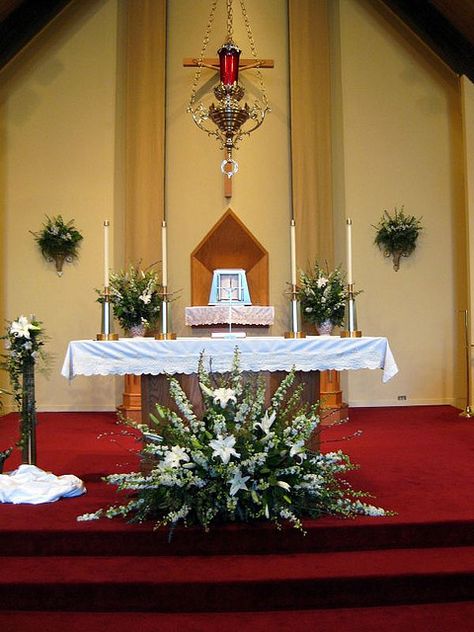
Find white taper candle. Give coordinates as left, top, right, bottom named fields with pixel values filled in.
left=161, top=220, right=168, bottom=287
left=103, top=220, right=110, bottom=287
left=346, top=218, right=353, bottom=285
left=290, top=219, right=297, bottom=286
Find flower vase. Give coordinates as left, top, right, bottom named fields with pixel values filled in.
left=51, top=253, right=66, bottom=276
left=389, top=250, right=403, bottom=272
left=316, top=320, right=334, bottom=336
left=129, top=323, right=146, bottom=337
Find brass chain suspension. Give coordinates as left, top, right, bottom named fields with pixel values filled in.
left=188, top=0, right=219, bottom=109
left=226, top=0, right=234, bottom=43
left=238, top=0, right=269, bottom=107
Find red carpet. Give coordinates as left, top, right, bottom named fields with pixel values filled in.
left=0, top=405, right=473, bottom=630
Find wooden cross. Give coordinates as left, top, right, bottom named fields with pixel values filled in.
left=184, top=56, right=274, bottom=198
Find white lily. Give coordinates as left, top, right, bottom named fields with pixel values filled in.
left=161, top=445, right=190, bottom=469
left=255, top=410, right=276, bottom=436
left=209, top=435, right=240, bottom=464
left=139, top=291, right=152, bottom=304
left=200, top=383, right=237, bottom=409
left=229, top=469, right=250, bottom=496
left=277, top=480, right=291, bottom=491
left=10, top=315, right=39, bottom=339
left=289, top=439, right=305, bottom=458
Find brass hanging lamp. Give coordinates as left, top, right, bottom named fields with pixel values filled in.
left=187, top=0, right=270, bottom=179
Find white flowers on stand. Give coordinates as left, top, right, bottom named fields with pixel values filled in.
left=9, top=315, right=41, bottom=340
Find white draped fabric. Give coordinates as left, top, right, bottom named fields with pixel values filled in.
left=185, top=306, right=275, bottom=326
left=0, top=465, right=86, bottom=504
left=62, top=336, right=398, bottom=383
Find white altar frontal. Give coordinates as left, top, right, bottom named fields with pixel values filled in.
left=62, top=336, right=397, bottom=423
left=62, top=336, right=397, bottom=382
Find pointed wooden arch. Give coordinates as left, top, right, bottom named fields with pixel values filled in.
left=191, top=209, right=269, bottom=306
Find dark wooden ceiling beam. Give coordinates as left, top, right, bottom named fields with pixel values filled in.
left=379, top=0, right=474, bottom=81
left=0, top=0, right=73, bottom=70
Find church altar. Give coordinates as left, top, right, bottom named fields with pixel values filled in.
left=62, top=336, right=397, bottom=423
left=61, top=335, right=398, bottom=382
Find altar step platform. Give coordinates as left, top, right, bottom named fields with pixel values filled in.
left=0, top=406, right=473, bottom=631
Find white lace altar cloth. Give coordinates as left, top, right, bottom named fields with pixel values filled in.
left=185, top=306, right=274, bottom=326
left=61, top=336, right=398, bottom=383
left=0, top=464, right=86, bottom=504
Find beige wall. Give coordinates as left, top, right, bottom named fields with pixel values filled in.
left=166, top=0, right=291, bottom=335
left=331, top=0, right=467, bottom=406
left=0, top=0, right=123, bottom=411
left=1, top=0, right=472, bottom=412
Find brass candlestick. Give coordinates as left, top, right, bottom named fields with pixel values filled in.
left=460, top=309, right=473, bottom=418
left=284, top=284, right=306, bottom=339
left=340, top=284, right=362, bottom=338
left=96, top=287, right=119, bottom=341
left=155, top=287, right=177, bottom=340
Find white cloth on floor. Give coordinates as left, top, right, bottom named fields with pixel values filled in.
left=0, top=464, right=86, bottom=504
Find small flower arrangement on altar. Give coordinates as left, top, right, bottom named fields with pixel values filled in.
left=373, top=206, right=423, bottom=271
left=104, top=263, right=162, bottom=335
left=1, top=315, right=47, bottom=463
left=78, top=351, right=388, bottom=532
left=298, top=262, right=349, bottom=333
left=31, top=215, right=83, bottom=275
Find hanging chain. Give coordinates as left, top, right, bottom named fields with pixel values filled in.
left=238, top=0, right=269, bottom=107
left=188, top=0, right=219, bottom=109
left=226, top=0, right=233, bottom=42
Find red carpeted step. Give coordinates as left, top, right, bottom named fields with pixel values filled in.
left=1, top=407, right=473, bottom=619
left=1, top=517, right=473, bottom=557
left=0, top=547, right=473, bottom=611
left=2, top=602, right=474, bottom=632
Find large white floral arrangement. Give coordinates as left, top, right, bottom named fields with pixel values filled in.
left=79, top=352, right=388, bottom=532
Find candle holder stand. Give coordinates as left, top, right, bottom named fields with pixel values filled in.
left=97, top=287, right=119, bottom=341
left=155, top=287, right=177, bottom=340
left=284, top=285, right=306, bottom=339
left=459, top=309, right=473, bottom=418
left=341, top=284, right=362, bottom=338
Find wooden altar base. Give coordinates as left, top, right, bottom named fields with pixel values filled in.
left=126, top=370, right=346, bottom=429
left=117, top=375, right=142, bottom=424
left=141, top=370, right=320, bottom=449
left=141, top=371, right=319, bottom=422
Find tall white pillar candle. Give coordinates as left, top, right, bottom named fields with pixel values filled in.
left=161, top=220, right=168, bottom=287
left=346, top=218, right=353, bottom=285
left=103, top=220, right=110, bottom=287
left=290, top=219, right=297, bottom=286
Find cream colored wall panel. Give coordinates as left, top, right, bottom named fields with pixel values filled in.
left=332, top=0, right=466, bottom=406
left=2, top=0, right=121, bottom=411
